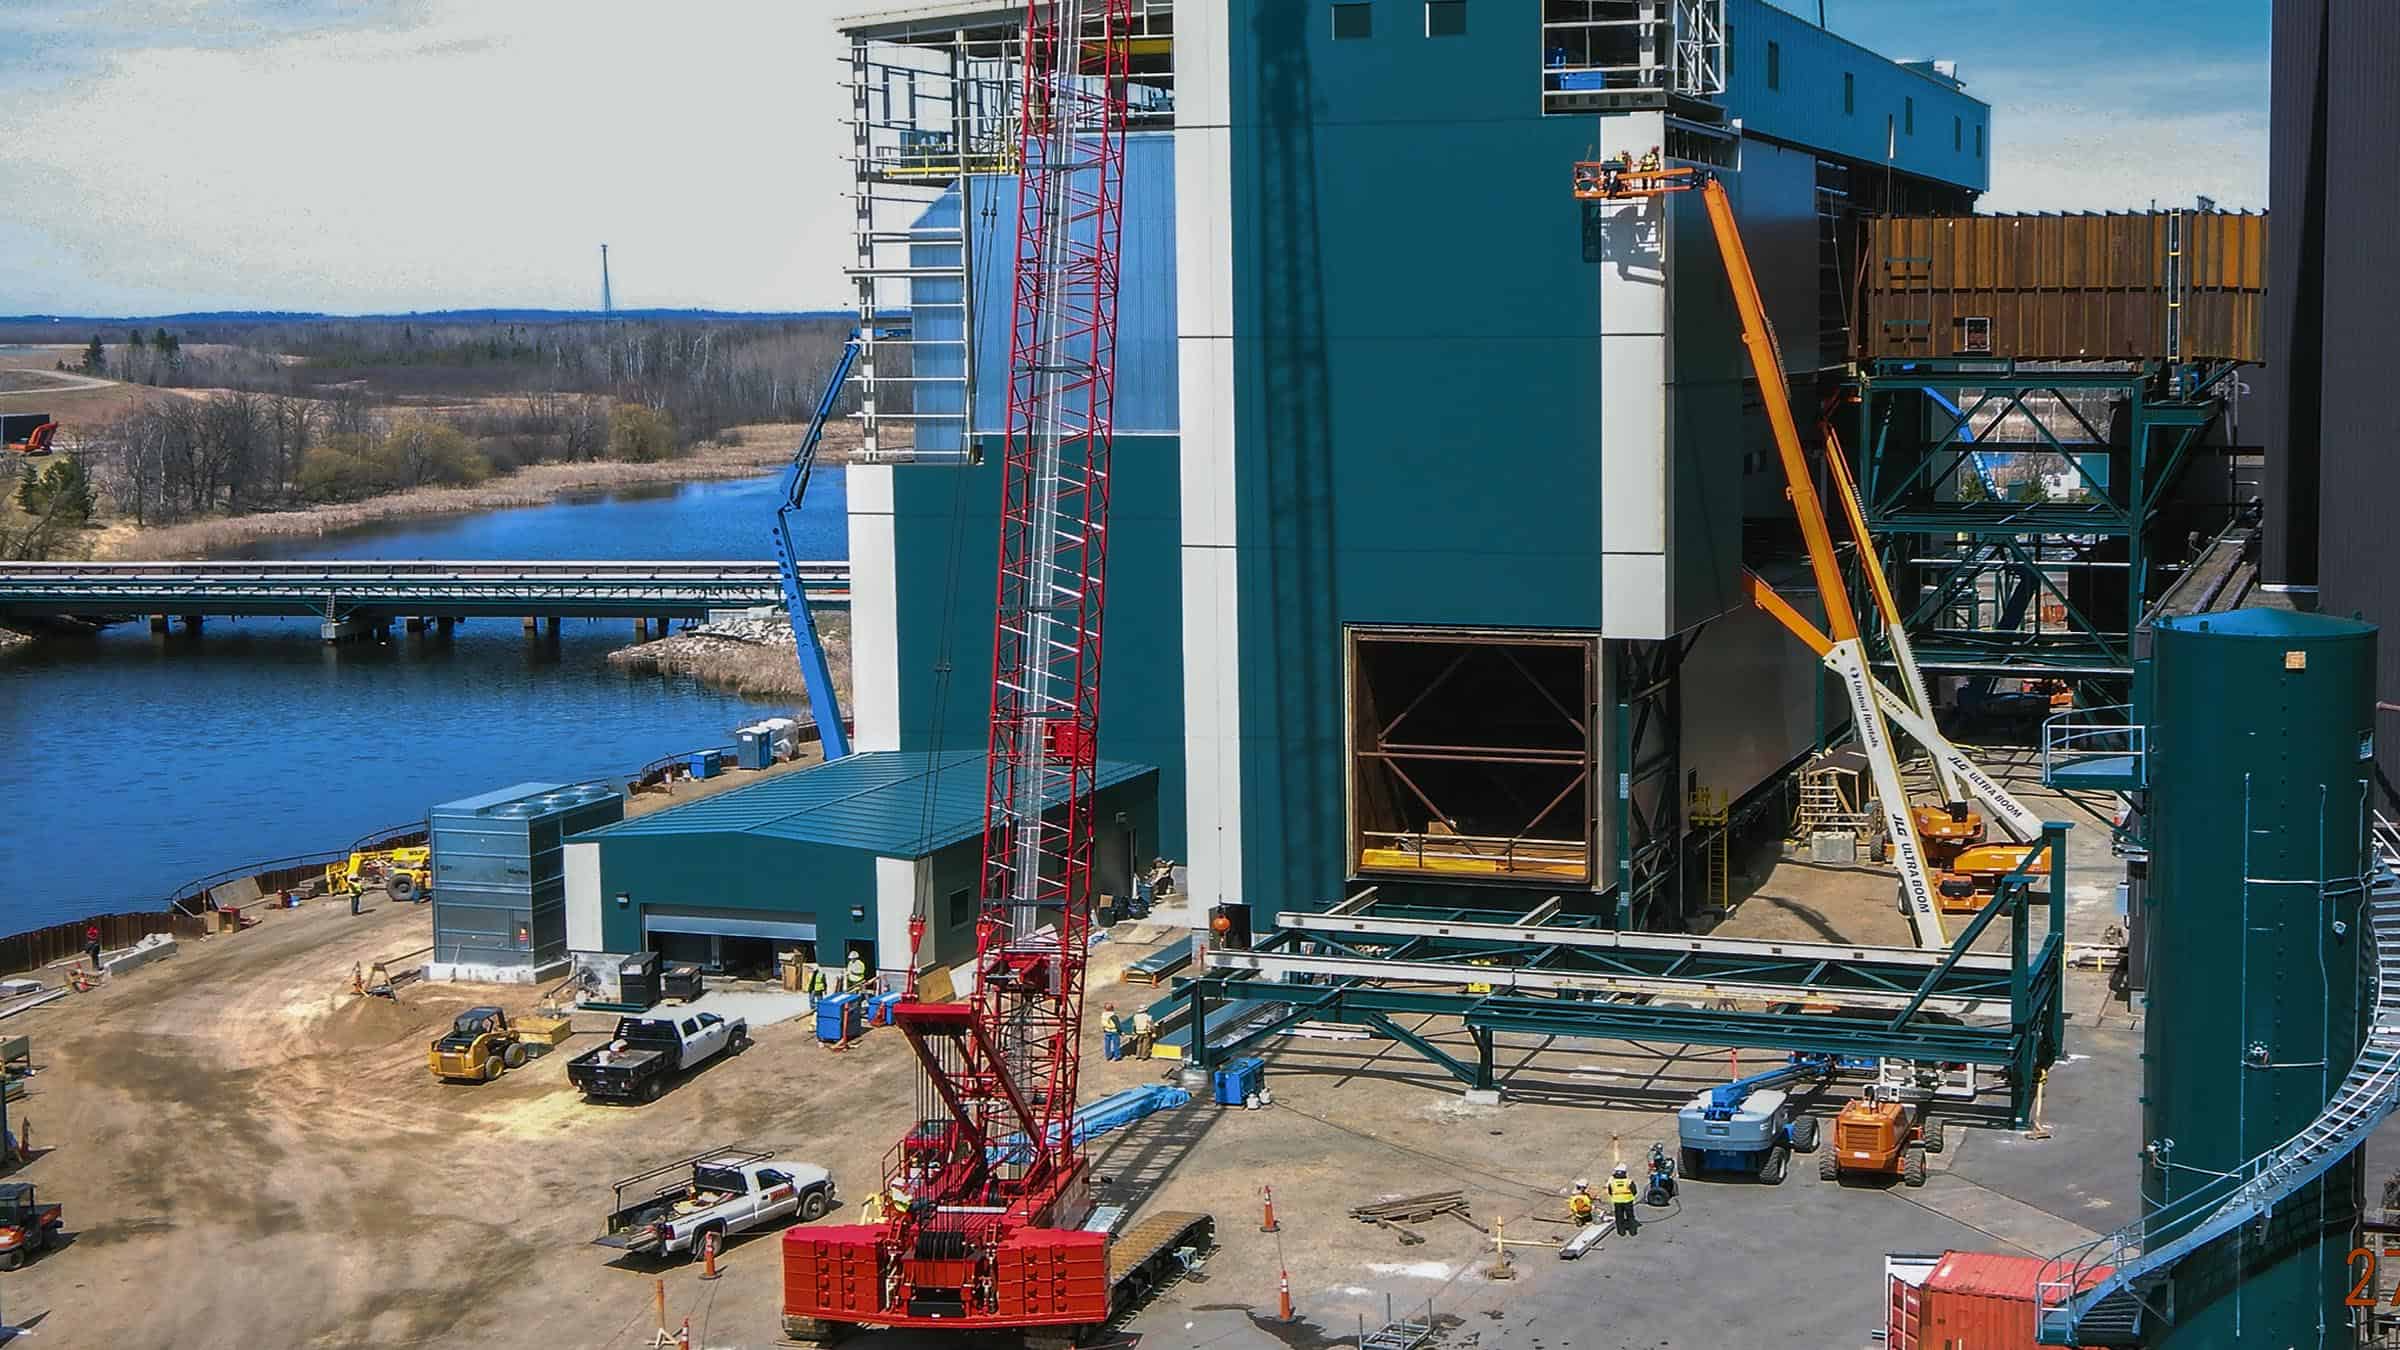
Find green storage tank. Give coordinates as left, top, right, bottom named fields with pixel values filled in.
left=2143, top=609, right=2377, bottom=1347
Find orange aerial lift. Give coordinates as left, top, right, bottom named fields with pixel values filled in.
left=2, top=413, right=58, bottom=456
left=1570, top=157, right=2042, bottom=949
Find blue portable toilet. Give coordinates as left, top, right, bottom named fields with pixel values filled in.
left=734, top=729, right=771, bottom=771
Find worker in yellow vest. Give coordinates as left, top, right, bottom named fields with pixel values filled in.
left=846, top=949, right=870, bottom=993
left=1100, top=1003, right=1123, bottom=1061
left=807, top=962, right=829, bottom=1009
left=1566, top=1179, right=1595, bottom=1226
left=1606, top=1164, right=1639, bottom=1236
left=1129, top=1008, right=1155, bottom=1059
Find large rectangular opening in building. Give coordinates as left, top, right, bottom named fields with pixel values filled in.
left=1348, top=629, right=1598, bottom=885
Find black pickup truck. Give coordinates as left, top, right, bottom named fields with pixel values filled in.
left=565, top=1013, right=749, bottom=1103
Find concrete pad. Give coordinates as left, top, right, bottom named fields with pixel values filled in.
left=651, top=987, right=816, bottom=1030
left=1897, top=1171, right=2106, bottom=1256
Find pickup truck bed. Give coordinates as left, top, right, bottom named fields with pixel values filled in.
left=566, top=1014, right=746, bottom=1103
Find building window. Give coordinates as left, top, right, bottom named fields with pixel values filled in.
left=1333, top=2, right=1371, bottom=39
left=1905, top=96, right=1915, bottom=135
left=1843, top=71, right=1854, bottom=114
left=1976, top=123, right=1984, bottom=158
left=1954, top=115, right=1962, bottom=150
left=1426, top=0, right=1464, bottom=37
left=1766, top=40, right=1779, bottom=90
left=945, top=886, right=973, bottom=930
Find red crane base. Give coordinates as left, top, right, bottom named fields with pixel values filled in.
left=783, top=1223, right=1109, bottom=1335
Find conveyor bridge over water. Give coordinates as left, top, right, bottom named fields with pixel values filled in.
left=0, top=559, right=850, bottom=630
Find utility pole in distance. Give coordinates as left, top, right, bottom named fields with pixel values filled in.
left=600, top=243, right=614, bottom=322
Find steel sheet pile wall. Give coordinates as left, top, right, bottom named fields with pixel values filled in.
left=1861, top=212, right=2266, bottom=362
left=430, top=781, right=624, bottom=971
left=2143, top=609, right=2375, bottom=1348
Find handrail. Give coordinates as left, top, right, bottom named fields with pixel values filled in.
left=159, top=820, right=425, bottom=914
left=2033, top=817, right=2400, bottom=1341
left=2040, top=704, right=2147, bottom=787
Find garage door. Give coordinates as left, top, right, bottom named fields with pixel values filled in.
left=641, top=905, right=818, bottom=942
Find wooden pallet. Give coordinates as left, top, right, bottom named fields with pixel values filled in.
left=1349, top=1191, right=1480, bottom=1245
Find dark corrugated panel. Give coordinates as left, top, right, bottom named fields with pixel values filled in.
left=2262, top=0, right=2328, bottom=585
left=1859, top=213, right=2266, bottom=362
left=2312, top=0, right=2400, bottom=796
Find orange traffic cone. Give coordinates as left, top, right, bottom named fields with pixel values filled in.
left=1260, top=1184, right=1280, bottom=1233
left=1277, top=1269, right=1295, bottom=1322
left=699, top=1230, right=722, bottom=1280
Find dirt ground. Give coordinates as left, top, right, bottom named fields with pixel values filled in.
left=3, top=781, right=2141, bottom=1350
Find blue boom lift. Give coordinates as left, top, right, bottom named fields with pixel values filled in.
left=1675, top=1053, right=1834, bottom=1184
left=773, top=330, right=895, bottom=761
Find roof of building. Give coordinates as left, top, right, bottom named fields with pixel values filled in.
left=571, top=750, right=1156, bottom=858
left=432, top=782, right=563, bottom=814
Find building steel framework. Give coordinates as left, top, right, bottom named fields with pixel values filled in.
left=1854, top=358, right=2243, bottom=704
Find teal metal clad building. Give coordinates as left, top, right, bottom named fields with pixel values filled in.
left=1173, top=1, right=1987, bottom=925
left=824, top=0, right=1990, bottom=945
left=565, top=752, right=1158, bottom=984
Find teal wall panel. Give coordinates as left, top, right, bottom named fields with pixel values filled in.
left=1228, top=1, right=1615, bottom=908
left=596, top=833, right=877, bottom=958
left=887, top=434, right=1187, bottom=856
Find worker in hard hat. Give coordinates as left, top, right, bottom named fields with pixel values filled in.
left=1606, top=1165, right=1640, bottom=1236
left=846, top=948, right=870, bottom=993
left=1130, top=1007, right=1155, bottom=1059
left=1100, top=1003, right=1123, bottom=1061
left=1566, top=1179, right=1596, bottom=1226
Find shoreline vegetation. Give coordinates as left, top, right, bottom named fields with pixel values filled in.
left=88, top=424, right=830, bottom=560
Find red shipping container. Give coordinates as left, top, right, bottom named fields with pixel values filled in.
left=1887, top=1250, right=2114, bottom=1350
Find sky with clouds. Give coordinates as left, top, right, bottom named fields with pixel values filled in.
left=0, top=0, right=2269, bottom=317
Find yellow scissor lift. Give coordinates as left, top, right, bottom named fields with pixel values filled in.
left=1570, top=158, right=2043, bottom=951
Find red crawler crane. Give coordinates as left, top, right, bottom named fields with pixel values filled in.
left=782, top=4, right=1209, bottom=1343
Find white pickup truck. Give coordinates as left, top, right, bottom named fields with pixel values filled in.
left=597, top=1149, right=836, bottom=1261
left=566, top=1013, right=749, bottom=1103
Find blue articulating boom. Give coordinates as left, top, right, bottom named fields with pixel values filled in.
left=772, top=330, right=898, bottom=761
left=1675, top=1053, right=1835, bottom=1185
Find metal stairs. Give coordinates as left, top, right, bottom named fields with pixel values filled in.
left=2032, top=815, right=2400, bottom=1343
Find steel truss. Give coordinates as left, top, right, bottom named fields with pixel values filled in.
left=1854, top=358, right=2244, bottom=703
left=1151, top=822, right=2070, bottom=1127
left=0, top=559, right=848, bottom=623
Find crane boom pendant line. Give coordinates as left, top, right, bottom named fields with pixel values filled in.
left=885, top=0, right=1131, bottom=1258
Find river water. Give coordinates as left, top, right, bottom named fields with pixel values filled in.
left=0, top=469, right=847, bottom=930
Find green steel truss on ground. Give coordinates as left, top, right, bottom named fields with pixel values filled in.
left=1149, top=823, right=2070, bottom=1128
left=1853, top=358, right=2245, bottom=707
